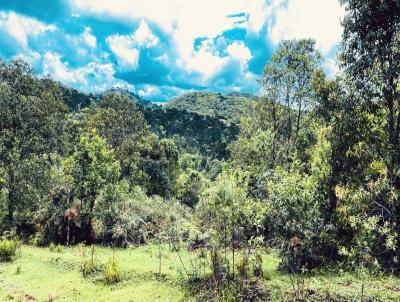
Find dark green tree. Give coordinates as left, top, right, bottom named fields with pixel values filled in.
left=0, top=60, right=67, bottom=227
left=340, top=0, right=400, bottom=185
left=63, top=130, right=120, bottom=241
left=258, top=39, right=321, bottom=168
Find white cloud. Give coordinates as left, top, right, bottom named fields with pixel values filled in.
left=138, top=84, right=161, bottom=97
left=82, top=27, right=97, bottom=48
left=227, top=41, right=252, bottom=63
left=106, top=34, right=140, bottom=69
left=106, top=19, right=159, bottom=69
left=0, top=11, right=56, bottom=48
left=133, top=19, right=159, bottom=47
left=43, top=52, right=132, bottom=92
left=12, top=50, right=42, bottom=66
left=269, top=0, right=345, bottom=54
left=182, top=44, right=228, bottom=80
left=72, top=0, right=269, bottom=78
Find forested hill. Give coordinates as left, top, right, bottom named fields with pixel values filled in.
left=141, top=106, right=239, bottom=160
left=58, top=86, right=242, bottom=160
left=140, top=91, right=255, bottom=159
left=165, top=91, right=258, bottom=124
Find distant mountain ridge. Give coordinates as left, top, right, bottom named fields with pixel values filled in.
left=165, top=91, right=258, bottom=124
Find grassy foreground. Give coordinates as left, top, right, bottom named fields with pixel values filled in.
left=0, top=245, right=399, bottom=301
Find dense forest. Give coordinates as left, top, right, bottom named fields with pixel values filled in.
left=1, top=1, right=400, bottom=301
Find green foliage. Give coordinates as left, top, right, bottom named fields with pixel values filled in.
left=197, top=172, right=266, bottom=249
left=0, top=59, right=68, bottom=229
left=84, top=92, right=150, bottom=187
left=138, top=135, right=179, bottom=197
left=258, top=39, right=321, bottom=170
left=49, top=243, right=63, bottom=253
left=30, top=231, right=46, bottom=247
left=63, top=130, right=121, bottom=206
left=103, top=253, right=122, bottom=284
left=94, top=184, right=190, bottom=247
left=142, top=105, right=239, bottom=160
left=63, top=130, right=120, bottom=241
left=335, top=175, right=398, bottom=272
left=165, top=91, right=257, bottom=124
left=175, top=166, right=209, bottom=207
left=0, top=239, right=20, bottom=262
left=79, top=246, right=122, bottom=284
left=2, top=3, right=400, bottom=297
left=266, top=169, right=328, bottom=271
left=80, top=245, right=102, bottom=277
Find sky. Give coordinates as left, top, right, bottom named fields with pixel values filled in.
left=0, top=0, right=345, bottom=101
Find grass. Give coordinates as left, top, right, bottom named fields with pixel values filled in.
left=0, top=245, right=399, bottom=301
left=0, top=244, right=192, bottom=302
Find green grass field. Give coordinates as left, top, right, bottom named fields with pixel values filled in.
left=0, top=245, right=399, bottom=301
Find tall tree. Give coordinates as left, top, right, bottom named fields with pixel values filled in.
left=340, top=0, right=400, bottom=185
left=0, top=60, right=67, bottom=226
left=84, top=92, right=150, bottom=185
left=258, top=39, right=321, bottom=168
left=63, top=130, right=120, bottom=241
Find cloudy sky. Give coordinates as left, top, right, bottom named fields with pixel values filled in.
left=0, top=0, right=344, bottom=100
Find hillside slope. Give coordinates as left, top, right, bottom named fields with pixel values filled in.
left=165, top=91, right=258, bottom=124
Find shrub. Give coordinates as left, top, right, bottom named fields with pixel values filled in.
left=80, top=246, right=102, bottom=277
left=236, top=252, right=250, bottom=279
left=49, top=243, right=63, bottom=253
left=188, top=276, right=271, bottom=302
left=0, top=239, right=20, bottom=262
left=95, top=185, right=190, bottom=247
left=30, top=231, right=46, bottom=247
left=336, top=175, right=398, bottom=272
left=252, top=252, right=263, bottom=278
left=103, top=253, right=122, bottom=284
left=266, top=169, right=331, bottom=272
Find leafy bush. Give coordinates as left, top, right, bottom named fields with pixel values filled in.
left=0, top=239, right=20, bottom=262
left=30, top=230, right=46, bottom=247
left=80, top=246, right=102, bottom=277
left=95, top=185, right=190, bottom=247
left=103, top=253, right=122, bottom=284
left=335, top=174, right=398, bottom=272
left=188, top=276, right=271, bottom=302
left=79, top=246, right=122, bottom=284
left=265, top=168, right=331, bottom=272
left=49, top=243, right=63, bottom=253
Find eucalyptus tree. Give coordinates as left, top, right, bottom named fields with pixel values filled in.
left=84, top=92, right=150, bottom=186
left=324, top=0, right=400, bottom=269
left=340, top=0, right=400, bottom=185
left=0, top=60, right=67, bottom=227
left=258, top=39, right=322, bottom=168
left=63, top=130, right=120, bottom=241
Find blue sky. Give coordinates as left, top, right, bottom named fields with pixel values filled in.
left=0, top=0, right=344, bottom=100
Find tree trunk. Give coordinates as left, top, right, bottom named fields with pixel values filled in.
left=7, top=184, right=14, bottom=224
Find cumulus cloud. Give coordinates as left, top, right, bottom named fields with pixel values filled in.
left=133, top=19, right=159, bottom=47
left=181, top=41, right=227, bottom=80
left=138, top=84, right=161, bottom=98
left=106, top=19, right=159, bottom=69
left=0, top=11, right=56, bottom=48
left=227, top=42, right=252, bottom=64
left=0, top=0, right=345, bottom=99
left=43, top=52, right=132, bottom=92
left=82, top=27, right=97, bottom=48
left=269, top=0, right=345, bottom=54
left=106, top=35, right=140, bottom=69
left=71, top=0, right=269, bottom=79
